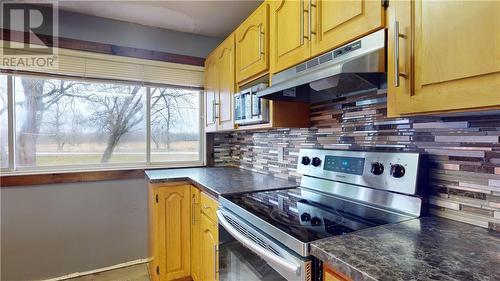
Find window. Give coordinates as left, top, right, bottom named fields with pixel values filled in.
left=1, top=74, right=203, bottom=172
left=0, top=75, right=8, bottom=168
left=150, top=87, right=200, bottom=163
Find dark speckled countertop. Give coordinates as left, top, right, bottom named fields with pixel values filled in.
left=311, top=216, right=500, bottom=281
left=145, top=167, right=298, bottom=196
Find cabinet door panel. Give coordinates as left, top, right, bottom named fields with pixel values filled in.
left=386, top=0, right=411, bottom=117
left=201, top=214, right=219, bottom=281
left=148, top=185, right=160, bottom=281
left=270, top=0, right=310, bottom=73
left=391, top=0, right=500, bottom=114
left=205, top=56, right=217, bottom=132
left=236, top=3, right=269, bottom=83
left=190, top=187, right=202, bottom=281
left=159, top=185, right=191, bottom=280
left=217, top=35, right=235, bottom=131
left=312, top=0, right=384, bottom=56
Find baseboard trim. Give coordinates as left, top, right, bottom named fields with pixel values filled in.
left=42, top=258, right=152, bottom=281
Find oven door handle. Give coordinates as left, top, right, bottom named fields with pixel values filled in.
left=217, top=210, right=301, bottom=276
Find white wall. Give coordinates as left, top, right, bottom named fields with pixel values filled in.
left=1, top=178, right=149, bottom=281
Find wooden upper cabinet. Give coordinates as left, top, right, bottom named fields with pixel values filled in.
left=204, top=54, right=217, bottom=132
left=388, top=0, right=500, bottom=116
left=235, top=2, right=269, bottom=84
left=215, top=34, right=235, bottom=131
left=311, top=0, right=384, bottom=57
left=270, top=0, right=311, bottom=73
left=204, top=34, right=235, bottom=132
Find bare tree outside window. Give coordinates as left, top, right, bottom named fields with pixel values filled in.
left=84, top=84, right=146, bottom=163
left=4, top=74, right=200, bottom=170
left=14, top=76, right=146, bottom=167
left=150, top=87, right=200, bottom=162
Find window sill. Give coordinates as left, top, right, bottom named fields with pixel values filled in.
left=0, top=162, right=205, bottom=187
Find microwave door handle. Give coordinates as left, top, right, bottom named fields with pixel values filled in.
left=249, top=90, right=254, bottom=118
left=217, top=210, right=301, bottom=276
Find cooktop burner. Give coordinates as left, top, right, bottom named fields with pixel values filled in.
left=223, top=187, right=411, bottom=243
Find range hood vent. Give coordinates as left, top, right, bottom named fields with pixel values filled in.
left=256, top=30, right=386, bottom=103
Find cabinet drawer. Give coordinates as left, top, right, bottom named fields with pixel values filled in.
left=201, top=192, right=219, bottom=222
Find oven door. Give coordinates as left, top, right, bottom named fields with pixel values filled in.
left=217, top=209, right=312, bottom=281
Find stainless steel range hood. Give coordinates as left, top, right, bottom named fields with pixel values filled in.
left=256, top=30, right=386, bottom=102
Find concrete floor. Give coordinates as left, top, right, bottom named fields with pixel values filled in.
left=66, top=264, right=151, bottom=281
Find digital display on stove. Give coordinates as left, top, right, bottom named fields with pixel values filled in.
left=324, top=156, right=365, bottom=175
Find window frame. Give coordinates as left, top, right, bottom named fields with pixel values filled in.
left=0, top=73, right=205, bottom=175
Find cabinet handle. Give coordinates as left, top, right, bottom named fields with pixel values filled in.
left=259, top=25, right=265, bottom=56
left=191, top=197, right=196, bottom=225
left=393, top=21, right=408, bottom=87
left=213, top=245, right=219, bottom=279
left=212, top=99, right=218, bottom=123
left=308, top=0, right=316, bottom=40
left=394, top=21, right=400, bottom=87
left=300, top=0, right=305, bottom=45
left=212, top=99, right=215, bottom=123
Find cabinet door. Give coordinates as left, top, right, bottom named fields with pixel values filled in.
left=312, top=0, right=384, bottom=57
left=389, top=0, right=500, bottom=115
left=270, top=0, right=311, bottom=73
left=158, top=185, right=191, bottom=280
left=216, top=34, right=235, bottom=131
left=201, top=214, right=219, bottom=281
left=205, top=55, right=218, bottom=132
left=190, top=187, right=202, bottom=281
left=235, top=3, right=269, bottom=83
left=148, top=185, right=160, bottom=281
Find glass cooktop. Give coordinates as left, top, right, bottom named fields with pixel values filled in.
left=222, top=187, right=411, bottom=243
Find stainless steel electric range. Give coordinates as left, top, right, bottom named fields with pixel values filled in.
left=217, top=149, right=423, bottom=281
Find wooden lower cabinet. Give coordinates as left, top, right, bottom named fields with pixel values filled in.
left=149, top=182, right=218, bottom=281
left=190, top=186, right=202, bottom=281
left=149, top=183, right=191, bottom=281
left=201, top=213, right=219, bottom=281
left=324, top=264, right=352, bottom=281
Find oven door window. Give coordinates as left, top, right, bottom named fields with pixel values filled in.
left=219, top=240, right=286, bottom=281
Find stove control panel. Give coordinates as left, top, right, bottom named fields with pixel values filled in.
left=324, top=155, right=365, bottom=175
left=297, top=149, right=420, bottom=195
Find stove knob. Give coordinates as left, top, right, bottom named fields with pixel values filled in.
left=300, top=213, right=311, bottom=222
left=311, top=217, right=322, bottom=226
left=311, top=157, right=322, bottom=167
left=370, top=162, right=384, bottom=175
left=390, top=164, right=406, bottom=178
left=301, top=156, right=311, bottom=165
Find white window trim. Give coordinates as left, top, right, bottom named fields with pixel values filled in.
left=0, top=73, right=206, bottom=175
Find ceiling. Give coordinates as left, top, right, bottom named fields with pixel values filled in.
left=57, top=0, right=263, bottom=38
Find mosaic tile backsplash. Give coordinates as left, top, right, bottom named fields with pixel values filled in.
left=210, top=89, right=500, bottom=231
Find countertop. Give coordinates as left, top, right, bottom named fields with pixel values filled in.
left=311, top=216, right=500, bottom=281
left=145, top=167, right=298, bottom=196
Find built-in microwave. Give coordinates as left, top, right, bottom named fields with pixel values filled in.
left=234, top=83, right=269, bottom=126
